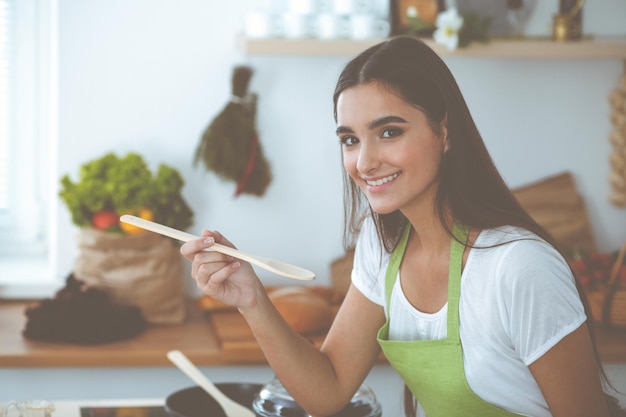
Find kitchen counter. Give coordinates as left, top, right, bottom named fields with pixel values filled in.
left=0, top=399, right=166, bottom=417
left=2, top=299, right=626, bottom=368
left=0, top=299, right=335, bottom=368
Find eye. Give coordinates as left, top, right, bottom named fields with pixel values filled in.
left=339, top=135, right=359, bottom=146
left=381, top=127, right=403, bottom=139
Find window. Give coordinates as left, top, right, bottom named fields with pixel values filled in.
left=0, top=0, right=58, bottom=297
left=0, top=0, right=10, bottom=224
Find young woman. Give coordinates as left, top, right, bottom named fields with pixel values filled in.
left=180, top=36, right=624, bottom=417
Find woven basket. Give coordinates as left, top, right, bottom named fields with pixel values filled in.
left=586, top=243, right=626, bottom=329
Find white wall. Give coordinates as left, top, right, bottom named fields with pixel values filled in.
left=54, top=1, right=626, bottom=289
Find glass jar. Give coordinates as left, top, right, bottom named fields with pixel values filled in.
left=252, top=377, right=382, bottom=417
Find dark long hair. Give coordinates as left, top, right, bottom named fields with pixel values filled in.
left=333, top=36, right=624, bottom=416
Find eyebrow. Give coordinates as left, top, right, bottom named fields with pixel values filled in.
left=335, top=115, right=409, bottom=135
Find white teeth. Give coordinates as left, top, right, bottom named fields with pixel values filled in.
left=366, top=172, right=399, bottom=186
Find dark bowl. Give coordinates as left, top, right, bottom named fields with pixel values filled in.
left=165, top=383, right=262, bottom=417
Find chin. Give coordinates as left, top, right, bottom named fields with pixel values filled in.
left=369, top=204, right=398, bottom=215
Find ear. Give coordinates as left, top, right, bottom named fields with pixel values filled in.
left=441, top=114, right=449, bottom=153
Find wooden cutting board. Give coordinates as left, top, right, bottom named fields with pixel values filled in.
left=209, top=311, right=328, bottom=351
left=209, top=311, right=255, bottom=350
left=512, top=171, right=596, bottom=255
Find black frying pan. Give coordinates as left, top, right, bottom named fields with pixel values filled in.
left=165, top=383, right=263, bottom=417
left=165, top=383, right=381, bottom=417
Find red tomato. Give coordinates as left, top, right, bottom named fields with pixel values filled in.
left=593, top=269, right=605, bottom=282
left=578, top=274, right=591, bottom=288
left=570, top=259, right=587, bottom=274
left=92, top=211, right=119, bottom=231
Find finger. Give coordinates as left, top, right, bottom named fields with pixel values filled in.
left=198, top=261, right=241, bottom=293
left=205, top=229, right=238, bottom=250
left=197, top=230, right=237, bottom=261
left=180, top=234, right=216, bottom=259
left=192, top=250, right=233, bottom=267
left=193, top=259, right=227, bottom=287
left=190, top=248, right=231, bottom=276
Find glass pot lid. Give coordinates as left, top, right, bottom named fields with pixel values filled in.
left=252, top=377, right=382, bottom=417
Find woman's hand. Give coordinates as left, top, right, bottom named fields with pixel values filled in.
left=179, top=230, right=263, bottom=309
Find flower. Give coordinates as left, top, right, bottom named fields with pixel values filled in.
left=405, top=7, right=491, bottom=50
left=406, top=5, right=418, bottom=18
left=433, top=7, right=464, bottom=51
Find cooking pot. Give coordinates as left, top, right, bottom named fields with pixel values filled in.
left=165, top=379, right=382, bottom=417
left=165, top=383, right=260, bottom=417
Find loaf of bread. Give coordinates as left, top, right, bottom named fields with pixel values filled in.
left=269, top=286, right=336, bottom=335
left=196, top=285, right=341, bottom=335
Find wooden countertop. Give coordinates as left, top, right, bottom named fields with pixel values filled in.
left=0, top=299, right=268, bottom=367
left=2, top=299, right=626, bottom=368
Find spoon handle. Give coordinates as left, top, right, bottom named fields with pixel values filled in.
left=119, top=215, right=315, bottom=280
left=167, top=350, right=255, bottom=417
left=120, top=214, right=252, bottom=260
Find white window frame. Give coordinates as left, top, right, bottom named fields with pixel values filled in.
left=0, top=0, right=58, bottom=298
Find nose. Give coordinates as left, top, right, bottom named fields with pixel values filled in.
left=356, top=141, right=380, bottom=175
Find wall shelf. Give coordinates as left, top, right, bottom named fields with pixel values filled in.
left=239, top=36, right=626, bottom=59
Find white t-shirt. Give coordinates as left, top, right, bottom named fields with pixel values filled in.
left=352, top=218, right=587, bottom=417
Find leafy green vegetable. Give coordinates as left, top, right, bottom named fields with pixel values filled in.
left=59, top=152, right=194, bottom=232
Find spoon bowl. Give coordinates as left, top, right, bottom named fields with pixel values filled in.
left=120, top=215, right=315, bottom=281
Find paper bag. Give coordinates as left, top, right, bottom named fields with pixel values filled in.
left=74, top=228, right=186, bottom=324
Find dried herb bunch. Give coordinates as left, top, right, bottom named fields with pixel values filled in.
left=194, top=65, right=272, bottom=197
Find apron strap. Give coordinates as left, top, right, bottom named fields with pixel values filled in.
left=448, top=222, right=469, bottom=340
left=384, top=224, right=411, bottom=308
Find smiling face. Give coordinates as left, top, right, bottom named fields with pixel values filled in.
left=336, top=81, right=448, bottom=217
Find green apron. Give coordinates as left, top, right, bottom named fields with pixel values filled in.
left=377, top=223, right=523, bottom=417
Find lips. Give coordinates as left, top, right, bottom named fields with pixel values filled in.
left=364, top=172, right=400, bottom=186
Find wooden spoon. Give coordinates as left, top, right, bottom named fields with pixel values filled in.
left=167, top=350, right=255, bottom=417
left=120, top=215, right=315, bottom=281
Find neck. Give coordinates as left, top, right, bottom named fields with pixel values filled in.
left=402, top=206, right=453, bottom=255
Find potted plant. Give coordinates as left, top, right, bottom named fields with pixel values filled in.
left=59, top=152, right=195, bottom=324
